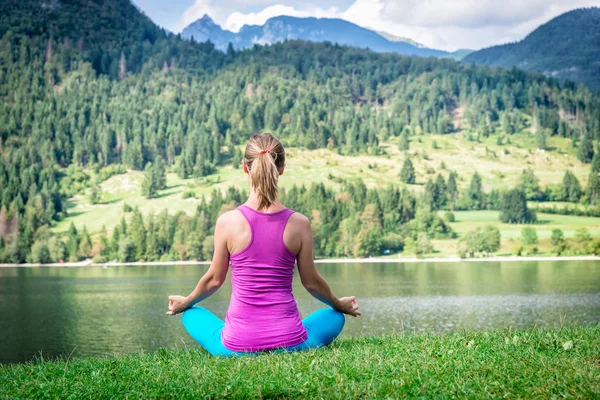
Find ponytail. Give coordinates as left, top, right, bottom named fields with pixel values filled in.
left=244, top=133, right=285, bottom=211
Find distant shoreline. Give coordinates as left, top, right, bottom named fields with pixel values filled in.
left=1, top=255, right=599, bottom=268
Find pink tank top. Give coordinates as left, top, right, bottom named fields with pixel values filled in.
left=221, top=205, right=308, bottom=352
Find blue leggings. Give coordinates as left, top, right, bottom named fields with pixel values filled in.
left=182, top=307, right=345, bottom=357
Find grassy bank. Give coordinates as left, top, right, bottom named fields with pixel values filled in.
left=2, top=327, right=598, bottom=398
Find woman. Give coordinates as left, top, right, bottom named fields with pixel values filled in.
left=167, top=133, right=360, bottom=356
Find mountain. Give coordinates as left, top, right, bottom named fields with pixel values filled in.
left=464, top=8, right=600, bottom=89
left=181, top=14, right=235, bottom=46
left=182, top=15, right=449, bottom=57
left=373, top=29, right=425, bottom=48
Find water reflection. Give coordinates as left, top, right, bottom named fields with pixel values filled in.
left=0, top=261, right=599, bottom=363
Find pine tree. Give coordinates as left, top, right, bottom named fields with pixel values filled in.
left=519, top=168, right=542, bottom=200
left=153, top=155, right=167, bottom=190
left=66, top=222, right=79, bottom=262
left=119, top=217, right=128, bottom=236
left=78, top=226, right=92, bottom=259
left=592, top=153, right=600, bottom=173
left=421, top=179, right=435, bottom=210
left=578, top=130, right=594, bottom=163
left=587, top=170, right=600, bottom=205
left=561, top=170, right=582, bottom=202
left=110, top=227, right=121, bottom=260
left=130, top=208, right=147, bottom=260
left=467, top=172, right=485, bottom=210
left=399, top=129, right=410, bottom=151
left=141, top=162, right=157, bottom=199
left=500, top=187, right=536, bottom=224
left=536, top=128, right=547, bottom=150
left=447, top=171, right=459, bottom=211
left=400, top=157, right=415, bottom=184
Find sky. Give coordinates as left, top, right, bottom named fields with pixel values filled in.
left=131, top=0, right=600, bottom=51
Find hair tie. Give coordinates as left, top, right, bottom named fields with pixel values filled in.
left=259, top=149, right=270, bottom=154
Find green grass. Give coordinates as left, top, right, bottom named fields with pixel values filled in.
left=447, top=210, right=600, bottom=239
left=403, top=210, right=600, bottom=258
left=2, top=327, right=598, bottom=398
left=54, top=134, right=592, bottom=236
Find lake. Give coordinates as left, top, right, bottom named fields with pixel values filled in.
left=1, top=261, right=599, bottom=363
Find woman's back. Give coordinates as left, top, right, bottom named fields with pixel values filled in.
left=168, top=133, right=359, bottom=357
left=221, top=204, right=308, bottom=352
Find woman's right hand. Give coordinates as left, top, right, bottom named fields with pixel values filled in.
left=166, top=295, right=191, bottom=316
left=336, top=296, right=361, bottom=317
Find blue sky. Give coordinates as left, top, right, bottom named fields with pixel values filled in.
left=132, top=0, right=600, bottom=51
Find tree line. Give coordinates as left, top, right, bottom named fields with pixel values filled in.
left=2, top=160, right=598, bottom=263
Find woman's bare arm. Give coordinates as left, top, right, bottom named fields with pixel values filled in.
left=166, top=214, right=231, bottom=315
left=295, top=215, right=361, bottom=317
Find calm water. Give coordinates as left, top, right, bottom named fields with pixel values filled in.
left=1, top=261, right=599, bottom=363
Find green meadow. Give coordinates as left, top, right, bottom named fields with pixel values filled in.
left=54, top=133, right=592, bottom=243
left=426, top=211, right=600, bottom=258
left=2, top=327, right=598, bottom=398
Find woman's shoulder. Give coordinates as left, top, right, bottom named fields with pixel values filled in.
left=216, top=208, right=246, bottom=227
left=287, top=211, right=311, bottom=228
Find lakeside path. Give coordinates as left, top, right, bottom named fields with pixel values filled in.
left=1, top=255, right=599, bottom=268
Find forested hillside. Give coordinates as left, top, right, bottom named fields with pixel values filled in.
left=1, top=0, right=599, bottom=262
left=465, top=8, right=600, bottom=89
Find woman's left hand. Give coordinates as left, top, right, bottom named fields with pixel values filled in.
left=166, top=295, right=191, bottom=316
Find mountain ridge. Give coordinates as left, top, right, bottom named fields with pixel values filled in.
left=464, top=7, right=600, bottom=89
left=181, top=14, right=451, bottom=58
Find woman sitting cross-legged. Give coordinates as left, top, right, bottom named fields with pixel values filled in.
left=166, top=132, right=360, bottom=356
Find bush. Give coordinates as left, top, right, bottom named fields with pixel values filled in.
left=521, top=227, right=538, bottom=246
left=404, top=233, right=433, bottom=257
left=380, top=233, right=404, bottom=253
left=92, top=254, right=108, bottom=263
left=123, top=202, right=133, bottom=212
left=182, top=191, right=196, bottom=199
left=30, top=241, right=51, bottom=264
left=95, top=164, right=127, bottom=183
left=90, top=185, right=103, bottom=205
left=444, top=212, right=455, bottom=222
left=458, top=225, right=501, bottom=258
left=587, top=238, right=600, bottom=255
left=550, top=229, right=569, bottom=255
left=512, top=242, right=524, bottom=256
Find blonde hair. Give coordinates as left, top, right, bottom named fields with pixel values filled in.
left=244, top=133, right=285, bottom=211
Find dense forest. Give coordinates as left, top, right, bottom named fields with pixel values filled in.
left=0, top=0, right=599, bottom=262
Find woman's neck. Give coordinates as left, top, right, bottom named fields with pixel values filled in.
left=245, top=187, right=284, bottom=212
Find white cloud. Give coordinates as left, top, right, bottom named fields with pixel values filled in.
left=340, top=0, right=600, bottom=50
left=224, top=4, right=339, bottom=32
left=178, top=0, right=600, bottom=51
